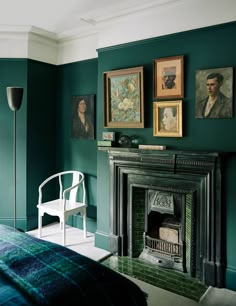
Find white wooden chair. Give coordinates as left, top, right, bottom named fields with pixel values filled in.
left=37, top=170, right=87, bottom=246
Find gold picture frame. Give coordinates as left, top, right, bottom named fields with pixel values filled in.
left=153, top=55, right=184, bottom=99
left=104, top=66, right=144, bottom=128
left=153, top=100, right=183, bottom=137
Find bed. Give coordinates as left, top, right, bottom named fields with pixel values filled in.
left=0, top=224, right=148, bottom=306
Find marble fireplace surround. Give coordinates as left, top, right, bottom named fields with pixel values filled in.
left=100, top=147, right=226, bottom=287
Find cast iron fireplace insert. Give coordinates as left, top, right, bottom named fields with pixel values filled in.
left=100, top=147, right=226, bottom=287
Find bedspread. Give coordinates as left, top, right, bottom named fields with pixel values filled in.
left=0, top=224, right=147, bottom=306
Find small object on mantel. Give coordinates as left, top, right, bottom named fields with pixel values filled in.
left=138, top=144, right=166, bottom=150
left=118, top=135, right=139, bottom=148
left=97, top=140, right=114, bottom=147
left=102, top=131, right=115, bottom=141
left=118, top=135, right=132, bottom=147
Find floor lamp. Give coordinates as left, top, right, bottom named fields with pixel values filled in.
left=6, top=87, right=24, bottom=229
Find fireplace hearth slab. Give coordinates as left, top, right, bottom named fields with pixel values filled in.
left=102, top=255, right=208, bottom=302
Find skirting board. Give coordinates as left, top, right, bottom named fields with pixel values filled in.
left=199, top=286, right=236, bottom=306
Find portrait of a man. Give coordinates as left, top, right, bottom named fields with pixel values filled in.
left=195, top=67, right=233, bottom=118
left=71, top=94, right=95, bottom=139
left=160, top=107, right=177, bottom=131
left=162, top=67, right=177, bottom=90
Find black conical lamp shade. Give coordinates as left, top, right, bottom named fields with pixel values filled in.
left=6, top=87, right=23, bottom=111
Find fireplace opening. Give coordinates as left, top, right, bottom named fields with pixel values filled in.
left=138, top=189, right=189, bottom=272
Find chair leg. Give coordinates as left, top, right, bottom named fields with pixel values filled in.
left=83, top=209, right=87, bottom=238
left=38, top=210, right=42, bottom=238
left=61, top=218, right=66, bottom=246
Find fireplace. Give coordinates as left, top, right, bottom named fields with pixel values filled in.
left=102, top=148, right=226, bottom=287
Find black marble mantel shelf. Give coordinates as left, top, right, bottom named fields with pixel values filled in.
left=98, top=146, right=222, bottom=156
left=97, top=147, right=226, bottom=166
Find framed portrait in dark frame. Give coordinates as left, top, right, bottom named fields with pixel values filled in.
left=195, top=67, right=233, bottom=118
left=71, top=94, right=95, bottom=139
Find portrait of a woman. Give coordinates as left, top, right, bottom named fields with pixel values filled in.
left=71, top=95, right=95, bottom=139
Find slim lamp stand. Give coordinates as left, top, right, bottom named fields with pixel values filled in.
left=13, top=110, right=16, bottom=228
left=6, top=87, right=23, bottom=229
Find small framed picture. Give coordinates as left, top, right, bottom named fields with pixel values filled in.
left=153, top=100, right=183, bottom=137
left=71, top=94, right=95, bottom=140
left=153, top=55, right=184, bottom=99
left=103, top=66, right=144, bottom=128
left=102, top=131, right=115, bottom=141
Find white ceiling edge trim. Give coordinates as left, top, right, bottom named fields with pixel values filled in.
left=57, top=0, right=236, bottom=65
left=0, top=27, right=58, bottom=64
left=0, top=0, right=235, bottom=65
left=96, top=1, right=236, bottom=50
left=57, top=32, right=98, bottom=65
left=28, top=32, right=58, bottom=65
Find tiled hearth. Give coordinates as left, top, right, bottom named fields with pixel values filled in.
left=102, top=255, right=208, bottom=302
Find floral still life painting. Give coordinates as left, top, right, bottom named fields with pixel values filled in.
left=104, top=66, right=144, bottom=128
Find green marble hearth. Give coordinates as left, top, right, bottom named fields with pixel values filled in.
left=102, top=255, right=208, bottom=302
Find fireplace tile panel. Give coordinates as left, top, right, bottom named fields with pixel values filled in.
left=186, top=193, right=192, bottom=274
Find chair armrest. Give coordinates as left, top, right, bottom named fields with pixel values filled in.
left=38, top=173, right=62, bottom=204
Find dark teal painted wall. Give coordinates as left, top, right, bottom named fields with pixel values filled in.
left=57, top=59, right=98, bottom=232
left=26, top=60, right=58, bottom=228
left=0, top=59, right=27, bottom=229
left=95, top=22, right=236, bottom=290
left=0, top=59, right=58, bottom=230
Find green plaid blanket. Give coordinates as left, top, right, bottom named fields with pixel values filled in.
left=0, top=224, right=147, bottom=306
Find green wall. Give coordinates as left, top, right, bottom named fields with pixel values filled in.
left=0, top=59, right=27, bottom=228
left=26, top=60, right=58, bottom=228
left=0, top=59, right=58, bottom=229
left=57, top=59, right=98, bottom=232
left=95, top=22, right=236, bottom=290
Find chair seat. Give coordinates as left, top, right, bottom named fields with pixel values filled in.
left=37, top=199, right=87, bottom=214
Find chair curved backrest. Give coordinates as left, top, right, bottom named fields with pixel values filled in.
left=37, top=170, right=87, bottom=245
left=38, top=170, right=85, bottom=207
left=68, top=171, right=84, bottom=202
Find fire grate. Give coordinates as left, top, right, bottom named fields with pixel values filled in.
left=144, top=233, right=183, bottom=257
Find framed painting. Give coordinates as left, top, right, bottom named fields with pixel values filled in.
left=153, top=100, right=183, bottom=137
left=153, top=55, right=184, bottom=99
left=103, top=66, right=144, bottom=128
left=195, top=66, right=233, bottom=118
left=71, top=94, right=95, bottom=140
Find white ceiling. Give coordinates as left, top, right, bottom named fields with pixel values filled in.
left=0, top=0, right=183, bottom=38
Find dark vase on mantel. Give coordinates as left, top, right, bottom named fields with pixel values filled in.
left=118, top=135, right=139, bottom=148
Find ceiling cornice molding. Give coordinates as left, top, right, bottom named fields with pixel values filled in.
left=0, top=0, right=235, bottom=65
left=0, top=26, right=58, bottom=65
